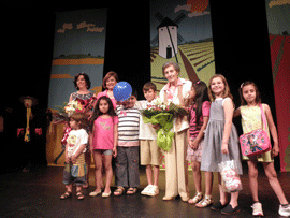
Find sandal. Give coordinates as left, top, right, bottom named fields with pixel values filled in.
left=76, top=191, right=85, bottom=200
left=126, top=187, right=137, bottom=195
left=60, top=191, right=72, bottom=200
left=188, top=192, right=203, bottom=204
left=195, top=197, right=213, bottom=208
left=114, top=186, right=125, bottom=196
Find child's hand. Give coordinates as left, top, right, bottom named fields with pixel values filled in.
left=272, top=144, right=279, bottom=157
left=113, top=147, right=117, bottom=158
left=221, top=143, right=229, bottom=154
left=65, top=156, right=70, bottom=163
left=189, top=140, right=199, bottom=150
left=70, top=155, right=76, bottom=164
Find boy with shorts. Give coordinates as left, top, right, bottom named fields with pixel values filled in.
left=139, top=82, right=160, bottom=196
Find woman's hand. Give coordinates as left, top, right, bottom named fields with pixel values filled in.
left=152, top=123, right=160, bottom=130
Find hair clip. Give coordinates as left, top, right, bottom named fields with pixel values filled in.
left=196, top=81, right=201, bottom=84
left=240, top=83, right=244, bottom=89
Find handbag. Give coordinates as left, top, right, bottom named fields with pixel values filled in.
left=218, top=160, right=243, bottom=193
left=240, top=104, right=271, bottom=157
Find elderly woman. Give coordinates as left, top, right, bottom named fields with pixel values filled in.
left=159, top=61, right=192, bottom=202
left=97, top=71, right=118, bottom=109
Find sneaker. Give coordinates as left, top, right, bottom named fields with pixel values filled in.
left=141, top=185, right=153, bottom=195
left=251, top=202, right=263, bottom=216
left=147, top=186, right=159, bottom=196
left=278, top=204, right=290, bottom=217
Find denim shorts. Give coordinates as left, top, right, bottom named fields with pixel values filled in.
left=95, top=149, right=113, bottom=156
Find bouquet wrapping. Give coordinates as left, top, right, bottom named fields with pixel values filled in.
left=142, top=98, right=187, bottom=151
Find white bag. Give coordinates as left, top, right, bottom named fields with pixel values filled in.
left=218, top=160, right=243, bottom=193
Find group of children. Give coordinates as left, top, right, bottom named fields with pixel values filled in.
left=59, top=64, right=289, bottom=216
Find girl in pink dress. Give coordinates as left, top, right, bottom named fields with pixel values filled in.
left=89, top=96, right=118, bottom=198
left=186, top=81, right=211, bottom=206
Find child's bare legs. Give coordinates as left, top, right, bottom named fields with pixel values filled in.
left=66, top=184, right=73, bottom=193
left=204, top=171, right=213, bottom=195
left=191, top=161, right=202, bottom=193
left=93, top=151, right=103, bottom=193
left=247, top=160, right=259, bottom=202
left=146, top=165, right=160, bottom=186
left=103, top=154, right=113, bottom=193
left=146, top=165, right=153, bottom=185
left=263, top=162, right=289, bottom=205
left=153, top=165, right=159, bottom=186
left=229, top=191, right=239, bottom=208
left=218, top=174, right=229, bottom=205
left=84, top=150, right=90, bottom=188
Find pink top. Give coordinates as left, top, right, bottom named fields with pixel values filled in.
left=91, top=116, right=118, bottom=150
left=189, top=101, right=211, bottom=138
left=97, top=90, right=117, bottom=109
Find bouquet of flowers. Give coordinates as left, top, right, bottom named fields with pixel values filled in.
left=142, top=98, right=188, bottom=151
left=54, top=97, right=97, bottom=122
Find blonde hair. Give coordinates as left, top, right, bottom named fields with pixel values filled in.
left=208, top=74, right=233, bottom=101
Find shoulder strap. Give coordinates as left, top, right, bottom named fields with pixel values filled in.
left=259, top=104, right=267, bottom=130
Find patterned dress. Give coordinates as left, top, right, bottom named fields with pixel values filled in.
left=240, top=105, right=273, bottom=162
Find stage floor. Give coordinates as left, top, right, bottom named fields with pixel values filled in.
left=0, top=166, right=289, bottom=217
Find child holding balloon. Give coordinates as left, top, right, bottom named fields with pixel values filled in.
left=113, top=86, right=141, bottom=195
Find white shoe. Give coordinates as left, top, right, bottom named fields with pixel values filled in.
left=147, top=186, right=159, bottom=196
left=251, top=202, right=264, bottom=216
left=141, top=185, right=153, bottom=195
left=279, top=204, right=290, bottom=217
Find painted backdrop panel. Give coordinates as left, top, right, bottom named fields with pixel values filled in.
left=265, top=0, right=290, bottom=172
left=48, top=9, right=106, bottom=110
left=150, top=0, right=215, bottom=92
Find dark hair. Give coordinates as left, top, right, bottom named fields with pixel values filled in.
left=162, top=61, right=180, bottom=76
left=70, top=112, right=88, bottom=129
left=191, top=81, right=209, bottom=126
left=90, top=96, right=116, bottom=130
left=143, top=82, right=157, bottom=92
left=73, top=72, right=91, bottom=90
left=131, top=88, right=138, bottom=99
left=102, top=71, right=118, bottom=89
left=239, top=81, right=261, bottom=105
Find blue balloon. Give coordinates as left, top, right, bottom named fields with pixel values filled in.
left=113, top=82, right=132, bottom=102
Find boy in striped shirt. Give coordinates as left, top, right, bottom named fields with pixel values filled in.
left=114, top=90, right=141, bottom=195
